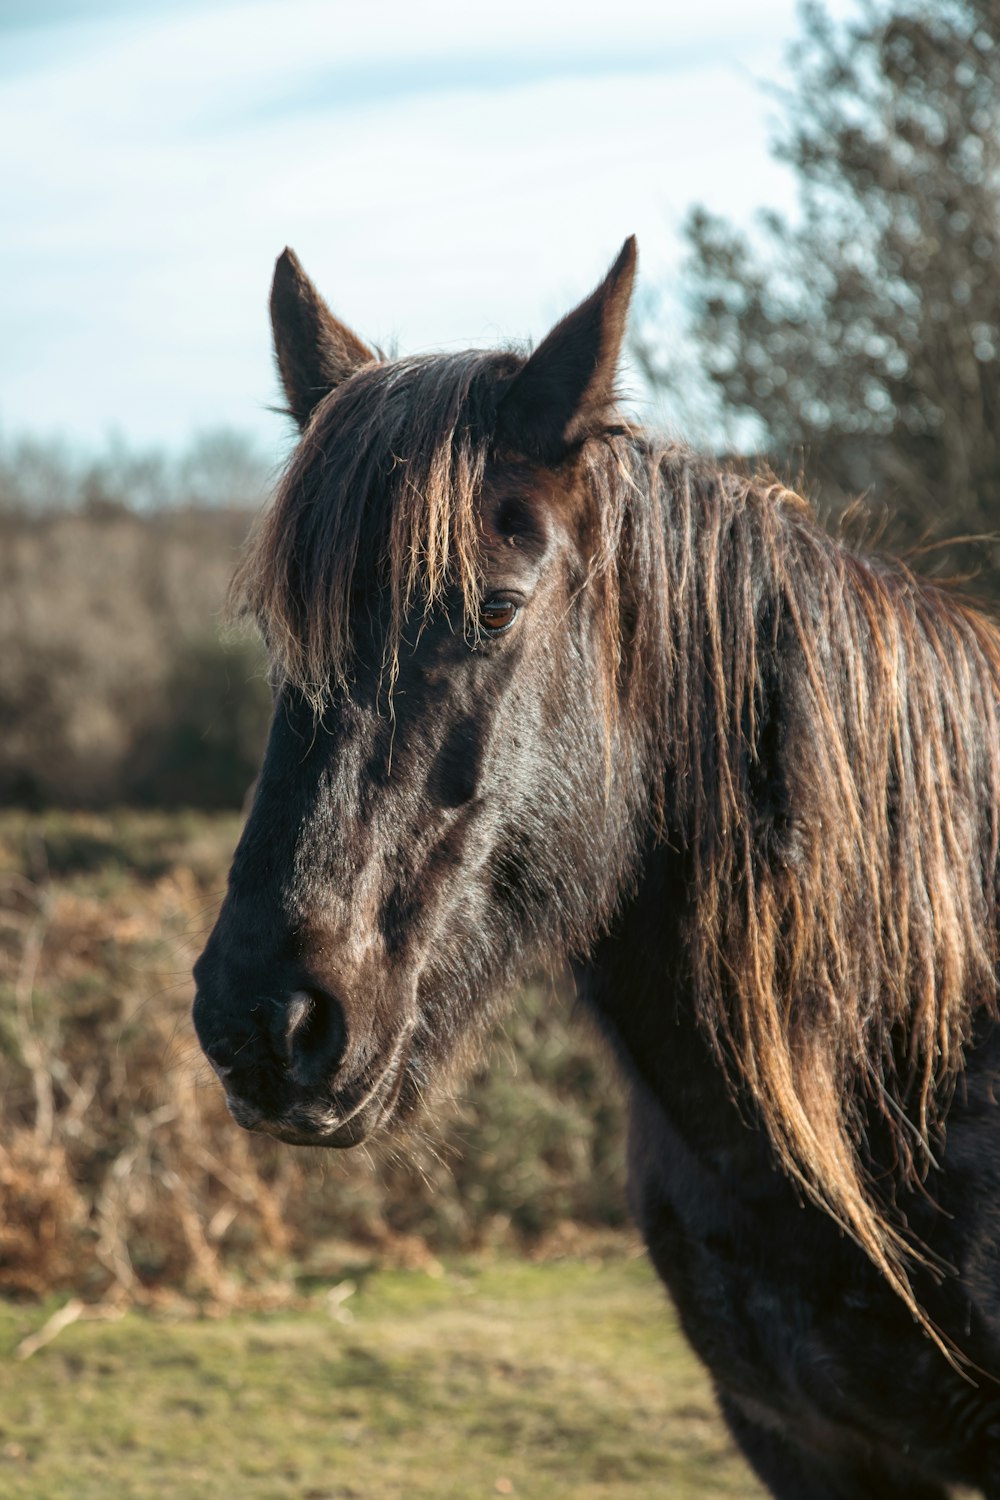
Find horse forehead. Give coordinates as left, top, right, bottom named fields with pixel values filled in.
left=477, top=462, right=581, bottom=561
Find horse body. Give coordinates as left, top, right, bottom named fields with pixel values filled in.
left=194, top=239, right=1000, bottom=1497
left=586, top=856, right=1000, bottom=1495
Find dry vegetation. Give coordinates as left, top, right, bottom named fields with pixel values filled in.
left=0, top=433, right=273, bottom=808
left=0, top=506, right=271, bottom=807
left=0, top=809, right=628, bottom=1307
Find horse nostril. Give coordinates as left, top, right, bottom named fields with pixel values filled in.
left=283, top=988, right=347, bottom=1085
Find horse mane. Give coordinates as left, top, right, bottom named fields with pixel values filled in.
left=606, top=436, right=1000, bottom=1339
left=232, top=352, right=1000, bottom=1342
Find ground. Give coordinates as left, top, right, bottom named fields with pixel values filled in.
left=0, top=1255, right=765, bottom=1500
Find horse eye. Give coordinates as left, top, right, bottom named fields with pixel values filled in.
left=477, top=599, right=519, bottom=635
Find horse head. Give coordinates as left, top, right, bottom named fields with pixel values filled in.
left=193, top=240, right=645, bottom=1146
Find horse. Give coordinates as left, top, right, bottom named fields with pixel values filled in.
left=193, top=237, right=1000, bottom=1498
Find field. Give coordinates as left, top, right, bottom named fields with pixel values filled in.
left=0, top=808, right=764, bottom=1495
left=0, top=1256, right=764, bottom=1499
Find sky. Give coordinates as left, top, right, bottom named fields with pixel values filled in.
left=1, top=0, right=860, bottom=462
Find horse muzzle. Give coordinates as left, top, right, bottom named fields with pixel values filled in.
left=192, top=939, right=417, bottom=1148
left=196, top=1009, right=412, bottom=1147
left=219, top=1030, right=411, bottom=1147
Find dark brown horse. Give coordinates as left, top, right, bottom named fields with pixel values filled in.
left=194, top=238, right=1000, bottom=1497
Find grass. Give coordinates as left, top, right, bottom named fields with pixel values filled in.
left=0, top=1254, right=765, bottom=1500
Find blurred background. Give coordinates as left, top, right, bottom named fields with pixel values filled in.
left=0, top=0, right=997, bottom=1491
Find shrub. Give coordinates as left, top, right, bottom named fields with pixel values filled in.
left=0, top=811, right=629, bottom=1304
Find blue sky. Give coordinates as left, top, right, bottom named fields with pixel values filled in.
left=1, top=0, right=858, bottom=461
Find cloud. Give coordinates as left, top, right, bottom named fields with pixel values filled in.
left=0, top=0, right=860, bottom=448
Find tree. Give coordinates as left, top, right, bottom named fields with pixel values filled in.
left=638, top=0, right=1000, bottom=580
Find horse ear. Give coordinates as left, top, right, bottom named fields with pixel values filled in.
left=270, top=248, right=376, bottom=428
left=496, top=236, right=637, bottom=462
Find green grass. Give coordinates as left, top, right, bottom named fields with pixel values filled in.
left=0, top=1256, right=764, bottom=1499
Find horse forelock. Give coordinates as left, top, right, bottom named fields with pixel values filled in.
left=229, top=347, right=525, bottom=704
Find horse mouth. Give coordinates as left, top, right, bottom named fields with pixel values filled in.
left=223, top=1035, right=410, bottom=1149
